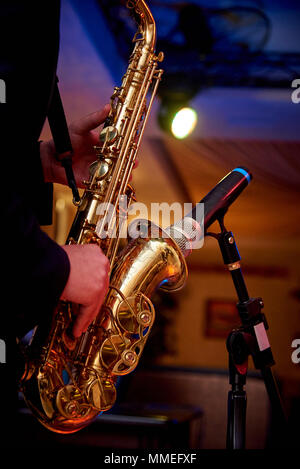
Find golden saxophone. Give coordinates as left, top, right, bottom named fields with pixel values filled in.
left=20, top=0, right=187, bottom=434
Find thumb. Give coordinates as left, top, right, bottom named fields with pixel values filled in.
left=71, top=104, right=110, bottom=135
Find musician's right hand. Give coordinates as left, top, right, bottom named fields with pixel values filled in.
left=60, top=244, right=110, bottom=338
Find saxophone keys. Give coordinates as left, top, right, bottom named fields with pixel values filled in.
left=121, top=350, right=138, bottom=367
left=154, top=51, right=164, bottom=62
left=89, top=159, right=110, bottom=179
left=87, top=378, right=116, bottom=411
left=56, top=385, right=88, bottom=419
left=82, top=229, right=100, bottom=245
left=99, top=125, right=118, bottom=145
left=137, top=310, right=153, bottom=327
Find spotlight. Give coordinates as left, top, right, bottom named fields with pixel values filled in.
left=171, top=107, right=198, bottom=139
left=158, top=101, right=198, bottom=139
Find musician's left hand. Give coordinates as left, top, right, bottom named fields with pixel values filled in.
left=40, top=104, right=111, bottom=188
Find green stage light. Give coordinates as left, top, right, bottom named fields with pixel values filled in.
left=171, top=107, right=198, bottom=139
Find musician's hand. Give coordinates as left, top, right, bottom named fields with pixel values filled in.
left=60, top=244, right=110, bottom=338
left=41, top=104, right=111, bottom=188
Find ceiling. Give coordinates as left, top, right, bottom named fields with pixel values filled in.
left=72, top=0, right=300, bottom=89
left=63, top=0, right=300, bottom=139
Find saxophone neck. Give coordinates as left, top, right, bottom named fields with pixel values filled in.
left=130, top=0, right=157, bottom=54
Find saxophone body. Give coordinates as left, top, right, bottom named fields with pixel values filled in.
left=21, top=0, right=187, bottom=434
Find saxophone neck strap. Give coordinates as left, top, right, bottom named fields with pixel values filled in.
left=47, top=77, right=80, bottom=204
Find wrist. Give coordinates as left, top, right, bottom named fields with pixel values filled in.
left=40, top=140, right=67, bottom=185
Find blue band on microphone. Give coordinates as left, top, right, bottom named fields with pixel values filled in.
left=233, top=167, right=251, bottom=184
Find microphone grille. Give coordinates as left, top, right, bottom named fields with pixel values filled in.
left=165, top=217, right=203, bottom=258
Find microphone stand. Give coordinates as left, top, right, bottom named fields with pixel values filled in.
left=206, top=214, right=287, bottom=450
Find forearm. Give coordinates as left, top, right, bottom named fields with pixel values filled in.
left=3, top=190, right=70, bottom=338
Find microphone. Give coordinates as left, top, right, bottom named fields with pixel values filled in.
left=166, top=167, right=252, bottom=257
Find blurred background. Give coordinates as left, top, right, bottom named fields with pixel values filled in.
left=26, top=0, right=300, bottom=450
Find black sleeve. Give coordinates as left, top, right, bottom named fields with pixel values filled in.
left=0, top=0, right=69, bottom=338
left=24, top=140, right=54, bottom=226
left=4, top=188, right=70, bottom=339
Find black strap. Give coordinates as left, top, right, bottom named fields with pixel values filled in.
left=47, top=78, right=80, bottom=204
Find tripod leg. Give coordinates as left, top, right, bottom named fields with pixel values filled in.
left=260, top=367, right=288, bottom=448
left=226, top=352, right=248, bottom=449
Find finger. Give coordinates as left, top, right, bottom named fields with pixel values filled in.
left=72, top=276, right=110, bottom=337
left=71, top=104, right=111, bottom=135
left=72, top=303, right=97, bottom=338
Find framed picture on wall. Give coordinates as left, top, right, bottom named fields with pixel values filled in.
left=205, top=299, right=239, bottom=338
